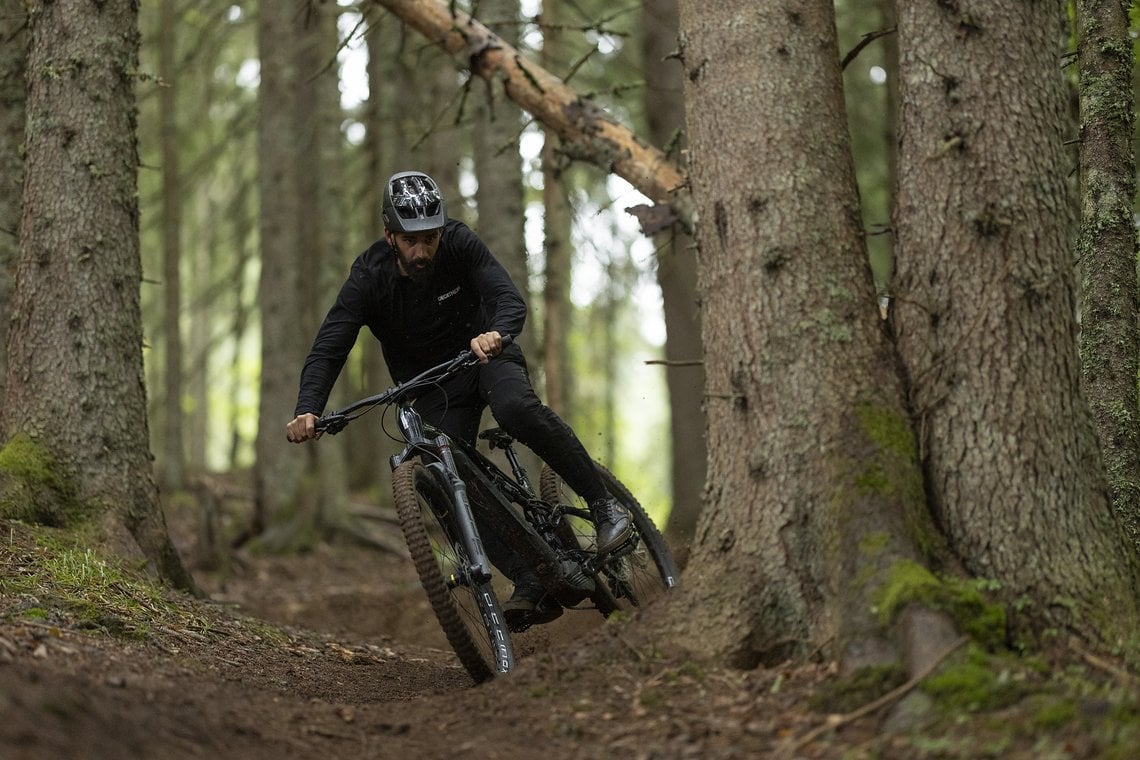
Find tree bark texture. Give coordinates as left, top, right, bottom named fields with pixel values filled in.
left=539, top=0, right=573, bottom=419
left=300, top=0, right=351, bottom=543
left=1075, top=0, right=1140, bottom=550
left=350, top=9, right=397, bottom=492
left=473, top=0, right=528, bottom=353
left=4, top=0, right=192, bottom=590
left=0, top=0, right=27, bottom=405
left=674, top=0, right=940, bottom=669
left=159, top=0, right=185, bottom=490
left=641, top=0, right=706, bottom=549
left=891, top=0, right=1140, bottom=642
left=254, top=0, right=309, bottom=533
left=370, top=0, right=691, bottom=229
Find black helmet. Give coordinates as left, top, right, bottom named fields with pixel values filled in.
left=382, top=171, right=447, bottom=232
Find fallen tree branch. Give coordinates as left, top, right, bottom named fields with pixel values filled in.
left=371, top=0, right=693, bottom=233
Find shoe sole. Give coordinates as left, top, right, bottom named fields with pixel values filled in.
left=504, top=604, right=564, bottom=633
left=595, top=525, right=635, bottom=560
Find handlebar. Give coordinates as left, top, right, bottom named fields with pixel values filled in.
left=314, top=334, right=514, bottom=435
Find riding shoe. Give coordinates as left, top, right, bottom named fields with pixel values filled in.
left=502, top=578, right=563, bottom=632
left=590, top=496, right=633, bottom=557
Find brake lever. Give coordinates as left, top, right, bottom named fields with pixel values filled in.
left=316, top=413, right=348, bottom=436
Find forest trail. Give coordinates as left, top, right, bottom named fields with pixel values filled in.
left=0, top=515, right=1132, bottom=758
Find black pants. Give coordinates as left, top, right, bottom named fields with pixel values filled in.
left=411, top=343, right=608, bottom=580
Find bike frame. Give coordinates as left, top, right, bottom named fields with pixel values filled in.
left=389, top=402, right=590, bottom=598
left=318, top=343, right=589, bottom=600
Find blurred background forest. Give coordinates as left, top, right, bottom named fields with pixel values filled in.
left=120, top=0, right=902, bottom=556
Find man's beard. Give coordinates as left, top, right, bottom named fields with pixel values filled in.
left=406, top=258, right=435, bottom=282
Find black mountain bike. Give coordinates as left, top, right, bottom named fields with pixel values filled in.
left=315, top=339, right=679, bottom=682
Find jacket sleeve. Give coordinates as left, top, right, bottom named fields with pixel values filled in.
left=293, top=267, right=368, bottom=416
left=455, top=224, right=527, bottom=340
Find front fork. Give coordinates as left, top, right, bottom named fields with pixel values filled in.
left=391, top=406, right=492, bottom=585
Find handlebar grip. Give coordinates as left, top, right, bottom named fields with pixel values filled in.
left=500, top=333, right=514, bottom=348
left=315, top=413, right=348, bottom=435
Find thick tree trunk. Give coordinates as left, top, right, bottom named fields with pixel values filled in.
left=2, top=0, right=192, bottom=590
left=673, top=0, right=944, bottom=670
left=1075, top=0, right=1140, bottom=549
left=641, top=0, right=705, bottom=549
left=891, top=0, right=1140, bottom=643
left=0, top=0, right=27, bottom=405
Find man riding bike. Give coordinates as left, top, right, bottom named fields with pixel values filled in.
left=285, top=170, right=632, bottom=630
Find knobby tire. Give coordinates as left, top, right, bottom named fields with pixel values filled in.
left=392, top=461, right=515, bottom=682
left=539, top=462, right=679, bottom=616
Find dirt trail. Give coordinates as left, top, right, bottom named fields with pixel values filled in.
left=1, top=519, right=1130, bottom=758
left=3, top=535, right=785, bottom=759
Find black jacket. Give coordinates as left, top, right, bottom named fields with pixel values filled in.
left=294, top=219, right=526, bottom=416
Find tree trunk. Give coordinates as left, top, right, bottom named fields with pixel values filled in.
left=301, top=0, right=351, bottom=544
left=473, top=0, right=527, bottom=353
left=350, top=9, right=397, bottom=493
left=0, top=0, right=27, bottom=405
left=253, top=0, right=349, bottom=553
left=891, top=0, right=1140, bottom=643
left=2, top=0, right=193, bottom=591
left=1075, top=0, right=1140, bottom=549
left=641, top=0, right=705, bottom=549
left=540, top=1, right=574, bottom=419
left=673, top=0, right=945, bottom=670
left=253, top=0, right=309, bottom=537
left=158, top=0, right=186, bottom=490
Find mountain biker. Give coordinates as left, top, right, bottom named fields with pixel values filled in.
left=285, top=170, right=632, bottom=629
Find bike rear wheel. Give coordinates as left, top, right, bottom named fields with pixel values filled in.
left=540, top=463, right=679, bottom=616
left=392, top=461, right=515, bottom=682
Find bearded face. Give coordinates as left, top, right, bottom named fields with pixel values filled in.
left=388, top=228, right=442, bottom=282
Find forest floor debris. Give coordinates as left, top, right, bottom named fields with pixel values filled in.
left=1, top=514, right=1138, bottom=758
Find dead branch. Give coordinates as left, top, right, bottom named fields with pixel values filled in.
left=371, top=0, right=693, bottom=233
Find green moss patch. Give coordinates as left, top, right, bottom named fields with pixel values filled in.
left=0, top=433, right=82, bottom=526
left=875, top=560, right=1007, bottom=649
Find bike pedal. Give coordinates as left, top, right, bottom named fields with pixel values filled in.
left=607, top=536, right=638, bottom=559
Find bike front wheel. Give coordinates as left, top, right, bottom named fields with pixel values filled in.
left=392, top=461, right=515, bottom=682
left=540, top=463, right=679, bottom=616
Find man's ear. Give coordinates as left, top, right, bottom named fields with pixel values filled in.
left=383, top=229, right=394, bottom=246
